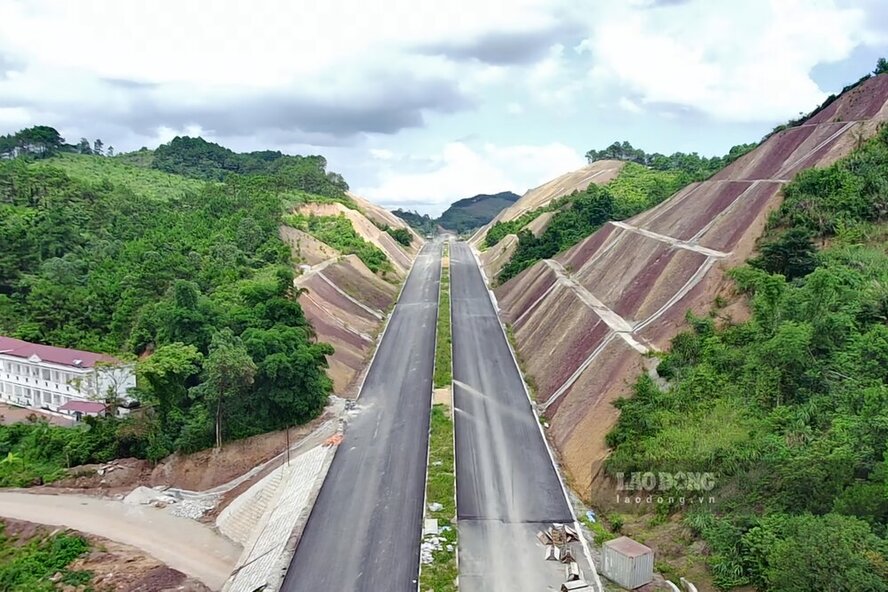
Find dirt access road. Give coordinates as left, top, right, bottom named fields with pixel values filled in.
left=0, top=491, right=241, bottom=589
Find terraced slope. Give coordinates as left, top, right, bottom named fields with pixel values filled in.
left=492, top=74, right=888, bottom=500
left=282, top=194, right=423, bottom=395
left=469, top=160, right=624, bottom=246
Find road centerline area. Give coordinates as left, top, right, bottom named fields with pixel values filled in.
left=281, top=242, right=442, bottom=592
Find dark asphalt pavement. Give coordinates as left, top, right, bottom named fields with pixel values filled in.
left=450, top=241, right=578, bottom=591
left=281, top=241, right=441, bottom=592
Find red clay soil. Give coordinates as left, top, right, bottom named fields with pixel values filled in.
left=494, top=74, right=888, bottom=503
left=47, top=413, right=331, bottom=495
left=297, top=255, right=399, bottom=395
left=0, top=518, right=210, bottom=592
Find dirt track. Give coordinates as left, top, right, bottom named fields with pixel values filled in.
left=0, top=491, right=240, bottom=589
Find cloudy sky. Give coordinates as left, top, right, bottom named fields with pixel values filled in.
left=1, top=0, right=886, bottom=214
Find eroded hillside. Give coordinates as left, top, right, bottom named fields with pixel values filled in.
left=492, top=74, right=888, bottom=500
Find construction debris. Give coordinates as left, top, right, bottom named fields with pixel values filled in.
left=420, top=535, right=444, bottom=564
left=560, top=580, right=591, bottom=591
left=565, top=561, right=582, bottom=581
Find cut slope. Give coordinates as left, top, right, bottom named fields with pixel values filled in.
left=295, top=202, right=419, bottom=277
left=493, top=74, right=888, bottom=501
left=282, top=195, right=423, bottom=395
left=469, top=160, right=625, bottom=246
left=295, top=255, right=398, bottom=395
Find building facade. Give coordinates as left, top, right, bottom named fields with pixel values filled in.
left=0, top=336, right=135, bottom=417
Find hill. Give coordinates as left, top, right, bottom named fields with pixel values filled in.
left=436, top=191, right=519, bottom=233
left=0, top=132, right=421, bottom=486
left=488, top=69, right=888, bottom=589
left=392, top=209, right=436, bottom=235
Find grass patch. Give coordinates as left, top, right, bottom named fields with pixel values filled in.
left=422, top=244, right=457, bottom=591
left=0, top=522, right=92, bottom=591
left=433, top=244, right=452, bottom=389
left=281, top=212, right=392, bottom=275
left=582, top=515, right=617, bottom=545
left=421, top=404, right=458, bottom=592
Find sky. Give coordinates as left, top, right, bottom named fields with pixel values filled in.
left=0, top=0, right=886, bottom=215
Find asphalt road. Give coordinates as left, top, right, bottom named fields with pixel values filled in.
left=281, top=241, right=441, bottom=592
left=450, top=241, right=581, bottom=591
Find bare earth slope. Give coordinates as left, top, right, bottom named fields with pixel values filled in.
left=469, top=160, right=625, bottom=248
left=282, top=195, right=423, bottom=396
left=493, top=75, right=888, bottom=502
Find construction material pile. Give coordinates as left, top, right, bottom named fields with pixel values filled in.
left=537, top=523, right=592, bottom=590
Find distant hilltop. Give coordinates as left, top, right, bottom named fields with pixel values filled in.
left=394, top=190, right=519, bottom=235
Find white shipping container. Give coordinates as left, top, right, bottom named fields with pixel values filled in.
left=602, top=536, right=654, bottom=590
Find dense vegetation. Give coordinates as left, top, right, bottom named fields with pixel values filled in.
left=606, top=123, right=888, bottom=591
left=0, top=522, right=92, bottom=591
left=436, top=191, right=519, bottom=233
left=0, top=418, right=128, bottom=487
left=434, top=244, right=451, bottom=389
left=0, top=143, right=334, bottom=464
left=496, top=163, right=691, bottom=282
left=392, top=208, right=436, bottom=235
left=282, top=213, right=392, bottom=275
left=385, top=225, right=413, bottom=246
left=151, top=136, right=349, bottom=198
left=585, top=140, right=755, bottom=180
left=0, top=126, right=66, bottom=159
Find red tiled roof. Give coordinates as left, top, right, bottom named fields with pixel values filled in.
left=59, top=400, right=107, bottom=414
left=0, top=336, right=118, bottom=368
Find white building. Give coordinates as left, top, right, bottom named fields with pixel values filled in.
left=0, top=336, right=135, bottom=419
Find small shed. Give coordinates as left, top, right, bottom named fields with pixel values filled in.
left=59, top=400, right=107, bottom=421
left=602, top=536, right=653, bottom=590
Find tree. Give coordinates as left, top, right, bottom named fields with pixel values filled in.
left=752, top=226, right=818, bottom=280
left=193, top=330, right=256, bottom=449
left=386, top=226, right=412, bottom=246
left=93, top=139, right=104, bottom=156
left=107, top=146, right=114, bottom=157
left=764, top=514, right=888, bottom=592
left=77, top=138, right=92, bottom=155
left=874, top=57, right=888, bottom=76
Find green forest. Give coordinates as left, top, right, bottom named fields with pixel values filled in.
left=606, top=124, right=888, bottom=591
left=584, top=140, right=756, bottom=177
left=0, top=131, right=345, bottom=476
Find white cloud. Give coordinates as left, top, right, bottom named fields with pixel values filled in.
left=369, top=148, right=396, bottom=161
left=618, top=97, right=643, bottom=114
left=357, top=141, right=585, bottom=214
left=581, top=0, right=875, bottom=121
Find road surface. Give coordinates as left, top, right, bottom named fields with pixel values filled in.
left=281, top=241, right=442, bottom=591
left=0, top=491, right=240, bottom=589
left=450, top=241, right=583, bottom=591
